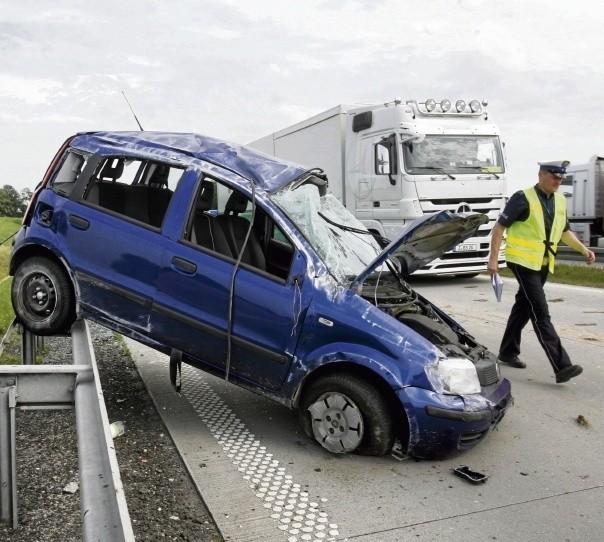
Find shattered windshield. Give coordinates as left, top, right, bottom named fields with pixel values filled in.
left=271, top=182, right=384, bottom=283
left=403, top=135, right=504, bottom=176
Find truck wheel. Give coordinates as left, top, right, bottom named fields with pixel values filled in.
left=298, top=373, right=395, bottom=456
left=12, top=256, right=76, bottom=336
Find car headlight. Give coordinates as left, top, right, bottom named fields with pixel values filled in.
left=426, top=357, right=481, bottom=395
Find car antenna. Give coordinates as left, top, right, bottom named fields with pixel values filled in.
left=121, top=90, right=144, bottom=131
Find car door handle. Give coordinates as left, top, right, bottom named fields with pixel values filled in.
left=68, top=214, right=90, bottom=230
left=172, top=257, right=197, bottom=274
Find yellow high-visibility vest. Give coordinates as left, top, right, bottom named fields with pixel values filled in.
left=505, top=187, right=566, bottom=273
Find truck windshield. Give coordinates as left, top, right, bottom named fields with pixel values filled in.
left=271, top=182, right=384, bottom=282
left=402, top=135, right=504, bottom=176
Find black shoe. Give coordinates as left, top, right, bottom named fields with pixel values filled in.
left=555, top=365, right=583, bottom=383
left=498, top=354, right=527, bottom=369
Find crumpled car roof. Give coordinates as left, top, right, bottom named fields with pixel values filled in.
left=70, top=131, right=309, bottom=193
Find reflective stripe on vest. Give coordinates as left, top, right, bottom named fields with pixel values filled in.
left=505, top=187, right=566, bottom=273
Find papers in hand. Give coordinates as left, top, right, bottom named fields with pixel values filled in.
left=491, top=273, right=503, bottom=302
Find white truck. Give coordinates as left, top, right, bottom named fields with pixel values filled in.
left=249, top=98, right=508, bottom=276
left=561, top=155, right=604, bottom=247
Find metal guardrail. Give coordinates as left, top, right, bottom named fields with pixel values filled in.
left=0, top=319, right=134, bottom=541
left=557, top=246, right=604, bottom=262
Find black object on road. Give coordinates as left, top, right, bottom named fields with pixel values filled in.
left=453, top=465, right=488, bottom=484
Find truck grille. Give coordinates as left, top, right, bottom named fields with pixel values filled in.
left=420, top=197, right=502, bottom=233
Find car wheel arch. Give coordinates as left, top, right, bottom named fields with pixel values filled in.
left=11, top=243, right=71, bottom=278
left=293, top=360, right=410, bottom=451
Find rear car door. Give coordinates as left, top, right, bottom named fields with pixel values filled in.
left=47, top=152, right=181, bottom=333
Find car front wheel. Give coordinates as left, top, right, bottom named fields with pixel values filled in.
left=299, top=373, right=395, bottom=456
left=12, top=256, right=76, bottom=335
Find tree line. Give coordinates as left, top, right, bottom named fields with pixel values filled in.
left=0, top=185, right=33, bottom=217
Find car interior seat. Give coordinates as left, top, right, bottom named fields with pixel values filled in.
left=216, top=191, right=266, bottom=270
left=98, top=158, right=124, bottom=182
left=142, top=163, right=173, bottom=227
left=147, top=164, right=171, bottom=188
left=192, top=180, right=232, bottom=256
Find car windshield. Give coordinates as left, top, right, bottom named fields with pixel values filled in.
left=271, top=182, right=384, bottom=283
left=403, top=135, right=504, bottom=176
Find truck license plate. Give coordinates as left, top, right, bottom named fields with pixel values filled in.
left=453, top=243, right=477, bottom=252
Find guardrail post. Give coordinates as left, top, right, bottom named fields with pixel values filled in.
left=0, top=378, right=18, bottom=528
left=1, top=320, right=134, bottom=539
left=19, top=326, right=36, bottom=365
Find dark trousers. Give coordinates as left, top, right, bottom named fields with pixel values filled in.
left=499, top=262, right=572, bottom=373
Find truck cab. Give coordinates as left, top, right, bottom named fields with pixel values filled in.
left=344, top=99, right=507, bottom=276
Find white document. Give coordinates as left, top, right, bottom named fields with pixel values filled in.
left=491, top=272, right=503, bottom=302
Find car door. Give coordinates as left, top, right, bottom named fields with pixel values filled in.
left=150, top=178, right=310, bottom=391
left=56, top=155, right=179, bottom=333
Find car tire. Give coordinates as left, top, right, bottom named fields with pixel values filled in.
left=298, top=373, right=395, bottom=456
left=12, top=256, right=76, bottom=336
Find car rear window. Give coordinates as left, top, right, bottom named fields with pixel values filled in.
left=81, top=157, right=183, bottom=229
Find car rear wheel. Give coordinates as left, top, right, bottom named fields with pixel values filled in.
left=12, top=256, right=76, bottom=336
left=298, top=373, right=395, bottom=456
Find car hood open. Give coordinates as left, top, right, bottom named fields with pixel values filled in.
left=349, top=211, right=489, bottom=290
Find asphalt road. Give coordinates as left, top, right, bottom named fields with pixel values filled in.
left=128, top=275, right=603, bottom=542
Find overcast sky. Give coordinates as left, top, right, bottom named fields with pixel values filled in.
left=1, top=0, right=602, bottom=194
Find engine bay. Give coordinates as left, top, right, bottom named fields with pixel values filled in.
left=360, top=275, right=500, bottom=386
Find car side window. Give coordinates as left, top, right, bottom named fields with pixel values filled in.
left=81, top=157, right=183, bottom=229
left=187, top=177, right=294, bottom=280
left=49, top=150, right=90, bottom=196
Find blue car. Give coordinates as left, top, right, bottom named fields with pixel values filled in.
left=10, top=131, right=512, bottom=459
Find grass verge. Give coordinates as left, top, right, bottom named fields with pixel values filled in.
left=497, top=263, right=604, bottom=289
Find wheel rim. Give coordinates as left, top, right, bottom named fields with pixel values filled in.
left=21, top=272, right=57, bottom=322
left=308, top=392, right=364, bottom=453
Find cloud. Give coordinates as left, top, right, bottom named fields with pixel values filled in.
left=0, top=74, right=62, bottom=105
left=0, top=0, right=602, bottom=191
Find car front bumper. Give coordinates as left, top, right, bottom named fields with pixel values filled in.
left=396, top=378, right=513, bottom=459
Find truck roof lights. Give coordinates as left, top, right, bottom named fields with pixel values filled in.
left=407, top=99, right=489, bottom=117
left=470, top=100, right=482, bottom=113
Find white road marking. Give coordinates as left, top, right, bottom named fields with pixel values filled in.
left=182, top=365, right=342, bottom=542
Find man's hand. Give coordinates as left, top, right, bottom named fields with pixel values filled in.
left=487, top=258, right=499, bottom=276
left=488, top=222, right=506, bottom=275
left=583, top=248, right=596, bottom=265
left=561, top=230, right=596, bottom=265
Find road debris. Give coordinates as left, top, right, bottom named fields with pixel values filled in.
left=576, top=414, right=591, bottom=428
left=452, top=465, right=488, bottom=484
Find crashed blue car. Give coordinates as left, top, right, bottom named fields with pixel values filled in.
left=10, top=131, right=512, bottom=459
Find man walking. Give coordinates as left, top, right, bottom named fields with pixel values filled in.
left=488, top=160, right=596, bottom=383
